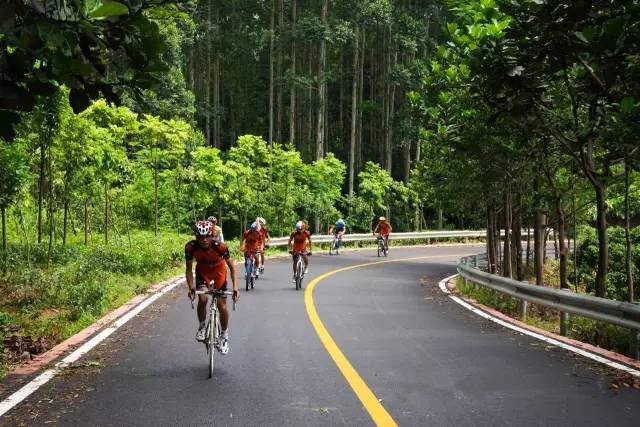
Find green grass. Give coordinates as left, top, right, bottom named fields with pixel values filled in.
left=0, top=230, right=190, bottom=377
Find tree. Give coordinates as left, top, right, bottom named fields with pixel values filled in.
left=0, top=0, right=178, bottom=140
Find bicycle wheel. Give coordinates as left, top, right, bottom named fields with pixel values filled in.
left=295, top=259, right=302, bottom=290
left=384, top=241, right=388, bottom=257
left=377, top=240, right=382, bottom=257
left=329, top=240, right=334, bottom=256
left=208, top=310, right=216, bottom=378
left=245, top=259, right=251, bottom=291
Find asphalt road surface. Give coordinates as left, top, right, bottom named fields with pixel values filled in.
left=3, top=245, right=640, bottom=426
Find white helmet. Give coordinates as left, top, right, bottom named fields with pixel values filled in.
left=256, top=216, right=266, bottom=225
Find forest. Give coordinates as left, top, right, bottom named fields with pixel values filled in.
left=0, top=1, right=639, bottom=368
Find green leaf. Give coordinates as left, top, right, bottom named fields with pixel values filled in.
left=620, top=97, right=636, bottom=114
left=88, top=1, right=129, bottom=19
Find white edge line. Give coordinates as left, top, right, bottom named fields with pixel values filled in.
left=0, top=278, right=185, bottom=417
left=438, top=274, right=640, bottom=378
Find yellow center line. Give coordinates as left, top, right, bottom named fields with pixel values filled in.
left=304, top=254, right=472, bottom=426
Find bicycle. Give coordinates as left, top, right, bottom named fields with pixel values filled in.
left=244, top=249, right=259, bottom=291
left=377, top=235, right=388, bottom=257
left=329, top=233, right=341, bottom=255
left=192, top=287, right=236, bottom=378
left=290, top=251, right=311, bottom=290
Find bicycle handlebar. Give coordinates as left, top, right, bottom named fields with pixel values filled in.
left=193, top=288, right=237, bottom=311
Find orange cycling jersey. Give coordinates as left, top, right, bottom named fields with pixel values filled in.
left=290, top=230, right=311, bottom=252
left=185, top=241, right=230, bottom=290
left=377, top=222, right=391, bottom=236
left=243, top=229, right=263, bottom=251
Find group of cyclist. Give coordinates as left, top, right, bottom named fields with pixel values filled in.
left=184, top=214, right=392, bottom=355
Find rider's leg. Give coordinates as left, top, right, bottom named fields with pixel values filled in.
left=197, top=293, right=208, bottom=324
left=217, top=297, right=229, bottom=331
left=303, top=254, right=309, bottom=268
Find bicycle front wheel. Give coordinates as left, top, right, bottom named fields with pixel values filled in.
left=208, top=314, right=216, bottom=378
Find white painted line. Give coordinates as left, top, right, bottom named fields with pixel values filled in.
left=438, top=275, right=640, bottom=378
left=0, top=278, right=185, bottom=417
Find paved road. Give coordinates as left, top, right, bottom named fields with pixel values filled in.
left=2, top=246, right=640, bottom=426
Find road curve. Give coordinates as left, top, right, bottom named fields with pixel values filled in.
left=2, top=245, right=639, bottom=426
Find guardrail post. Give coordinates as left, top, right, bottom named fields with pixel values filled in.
left=473, top=255, right=477, bottom=268
left=631, top=330, right=640, bottom=360
left=518, top=300, right=528, bottom=321
left=560, top=288, right=571, bottom=336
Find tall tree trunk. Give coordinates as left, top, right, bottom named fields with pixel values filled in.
left=384, top=42, right=397, bottom=173
left=534, top=214, right=545, bottom=286
left=269, top=0, right=275, bottom=145
left=593, top=182, right=608, bottom=297
left=348, top=26, right=359, bottom=197
left=289, top=0, right=297, bottom=146
left=46, top=150, right=54, bottom=266
left=84, top=200, right=89, bottom=246
left=503, top=192, right=512, bottom=278
left=1, top=205, right=6, bottom=255
left=38, top=138, right=45, bottom=244
left=213, top=7, right=220, bottom=148
left=315, top=0, right=328, bottom=160
left=356, top=26, right=365, bottom=172
left=306, top=41, right=313, bottom=159
left=572, top=192, right=578, bottom=290
left=526, top=225, right=531, bottom=267
left=205, top=0, right=212, bottom=145
left=154, top=168, right=159, bottom=236
left=63, top=198, right=68, bottom=246
left=276, top=0, right=284, bottom=143
left=557, top=200, right=567, bottom=290
left=625, top=159, right=634, bottom=302
left=534, top=176, right=544, bottom=286
left=487, top=204, right=495, bottom=273
left=512, top=193, right=523, bottom=280
left=104, top=183, right=109, bottom=244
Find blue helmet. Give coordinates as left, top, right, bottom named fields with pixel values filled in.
left=336, top=218, right=345, bottom=226
left=250, top=221, right=258, bottom=230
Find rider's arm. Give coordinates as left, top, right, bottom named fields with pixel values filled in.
left=328, top=226, right=334, bottom=234
left=186, top=258, right=195, bottom=296
left=239, top=235, right=245, bottom=251
left=373, top=223, right=379, bottom=234
left=288, top=234, right=294, bottom=251
left=308, top=235, right=313, bottom=252
left=225, top=257, right=239, bottom=299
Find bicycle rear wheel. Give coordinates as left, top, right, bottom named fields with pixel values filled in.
left=377, top=240, right=382, bottom=257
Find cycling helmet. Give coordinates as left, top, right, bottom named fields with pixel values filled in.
left=207, top=216, right=218, bottom=224
left=256, top=216, right=266, bottom=225
left=379, top=216, right=386, bottom=221
left=250, top=221, right=258, bottom=231
left=295, top=220, right=305, bottom=231
left=336, top=218, right=345, bottom=225
left=194, top=220, right=213, bottom=236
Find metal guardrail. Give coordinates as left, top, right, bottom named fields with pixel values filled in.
left=457, top=254, right=640, bottom=357
left=267, top=230, right=488, bottom=247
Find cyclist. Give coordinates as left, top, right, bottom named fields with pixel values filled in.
left=207, top=216, right=224, bottom=242
left=240, top=221, right=263, bottom=278
left=288, top=220, right=312, bottom=280
left=256, top=217, right=270, bottom=274
left=328, top=218, right=346, bottom=248
left=373, top=216, right=392, bottom=250
left=185, top=220, right=239, bottom=354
